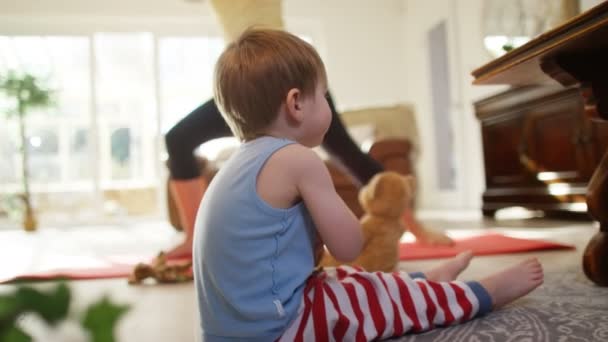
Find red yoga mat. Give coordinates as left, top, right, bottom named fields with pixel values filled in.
left=1, top=234, right=573, bottom=283
left=0, top=256, right=191, bottom=284
left=2, top=265, right=136, bottom=283
left=399, top=233, right=575, bottom=260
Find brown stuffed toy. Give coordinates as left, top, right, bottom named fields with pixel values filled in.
left=128, top=252, right=192, bottom=284
left=319, top=171, right=414, bottom=272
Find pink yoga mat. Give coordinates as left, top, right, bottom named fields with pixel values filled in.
left=399, top=233, right=574, bottom=260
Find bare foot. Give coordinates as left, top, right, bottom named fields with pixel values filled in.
left=425, top=251, right=473, bottom=281
left=403, top=210, right=454, bottom=246
left=413, top=226, right=454, bottom=246
left=480, top=258, right=544, bottom=309
left=164, top=240, right=193, bottom=260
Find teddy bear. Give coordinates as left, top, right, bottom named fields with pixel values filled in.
left=318, top=171, right=415, bottom=272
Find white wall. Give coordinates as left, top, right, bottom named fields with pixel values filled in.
left=286, top=0, right=407, bottom=110
left=401, top=0, right=507, bottom=212
left=580, top=0, right=604, bottom=11
left=0, top=0, right=210, bottom=17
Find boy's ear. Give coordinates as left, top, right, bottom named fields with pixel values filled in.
left=285, top=88, right=304, bottom=124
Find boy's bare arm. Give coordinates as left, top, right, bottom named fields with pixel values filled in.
left=291, top=145, right=363, bottom=262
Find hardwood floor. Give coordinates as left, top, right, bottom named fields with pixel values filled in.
left=0, top=216, right=597, bottom=341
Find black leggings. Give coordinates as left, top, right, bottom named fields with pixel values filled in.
left=165, top=92, right=383, bottom=184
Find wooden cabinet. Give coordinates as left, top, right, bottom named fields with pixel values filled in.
left=472, top=0, right=608, bottom=286
left=475, top=86, right=608, bottom=217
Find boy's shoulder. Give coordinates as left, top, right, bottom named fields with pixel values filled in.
left=256, top=141, right=327, bottom=182
left=271, top=142, right=324, bottom=167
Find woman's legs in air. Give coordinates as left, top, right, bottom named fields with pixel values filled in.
left=164, top=92, right=452, bottom=260
left=322, top=93, right=453, bottom=245
left=164, top=99, right=233, bottom=259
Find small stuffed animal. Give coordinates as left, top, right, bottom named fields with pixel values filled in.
left=319, top=171, right=414, bottom=272
left=128, top=252, right=192, bottom=284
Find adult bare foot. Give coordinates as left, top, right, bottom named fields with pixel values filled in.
left=479, top=258, right=543, bottom=309
left=403, top=209, right=454, bottom=246
left=164, top=240, right=193, bottom=260
left=413, top=226, right=454, bottom=246
left=425, top=251, right=473, bottom=281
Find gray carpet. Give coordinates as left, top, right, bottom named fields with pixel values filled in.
left=393, top=267, right=608, bottom=342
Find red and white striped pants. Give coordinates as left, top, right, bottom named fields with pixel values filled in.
left=279, top=266, right=492, bottom=341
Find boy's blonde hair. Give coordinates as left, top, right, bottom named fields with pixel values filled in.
left=214, top=28, right=327, bottom=140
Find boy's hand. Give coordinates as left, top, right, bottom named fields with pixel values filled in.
left=313, top=231, right=325, bottom=266
left=313, top=241, right=324, bottom=266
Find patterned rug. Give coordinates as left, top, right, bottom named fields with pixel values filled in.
left=393, top=267, right=608, bottom=342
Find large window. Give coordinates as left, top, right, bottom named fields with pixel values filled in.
left=0, top=36, right=92, bottom=191
left=1, top=31, right=313, bottom=222
left=95, top=33, right=157, bottom=186
left=0, top=33, right=224, bottom=220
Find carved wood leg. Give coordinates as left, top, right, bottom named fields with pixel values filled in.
left=582, top=148, right=608, bottom=286
left=547, top=48, right=608, bottom=285
left=579, top=80, right=608, bottom=286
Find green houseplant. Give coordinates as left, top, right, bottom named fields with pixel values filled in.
left=0, top=70, right=54, bottom=231
left=0, top=282, right=130, bottom=342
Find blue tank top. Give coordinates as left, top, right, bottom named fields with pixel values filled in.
left=193, top=136, right=317, bottom=341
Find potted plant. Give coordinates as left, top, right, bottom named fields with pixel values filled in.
left=0, top=70, right=54, bottom=231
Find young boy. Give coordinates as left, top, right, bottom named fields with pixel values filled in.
left=193, top=28, right=544, bottom=341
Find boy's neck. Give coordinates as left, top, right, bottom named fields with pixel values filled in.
left=261, top=128, right=298, bottom=142
left=261, top=111, right=302, bottom=144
